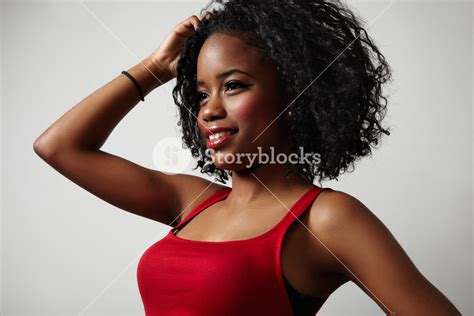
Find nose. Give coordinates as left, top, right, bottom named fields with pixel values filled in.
left=201, top=95, right=226, bottom=122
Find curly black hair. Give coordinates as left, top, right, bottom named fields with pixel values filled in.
left=172, top=0, right=393, bottom=186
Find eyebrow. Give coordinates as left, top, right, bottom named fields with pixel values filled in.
left=196, top=68, right=255, bottom=87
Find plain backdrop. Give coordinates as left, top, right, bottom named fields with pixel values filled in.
left=1, top=0, right=472, bottom=315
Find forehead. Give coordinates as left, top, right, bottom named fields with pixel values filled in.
left=196, top=32, right=265, bottom=76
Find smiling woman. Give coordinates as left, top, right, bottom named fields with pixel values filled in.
left=194, top=33, right=288, bottom=161
left=32, top=0, right=463, bottom=315
left=173, top=0, right=394, bottom=187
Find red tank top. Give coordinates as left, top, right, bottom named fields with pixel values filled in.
left=137, top=185, right=330, bottom=315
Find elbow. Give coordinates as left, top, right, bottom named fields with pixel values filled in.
left=33, top=136, right=59, bottom=161
left=33, top=137, right=44, bottom=156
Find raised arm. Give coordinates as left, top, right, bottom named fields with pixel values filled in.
left=33, top=13, right=225, bottom=225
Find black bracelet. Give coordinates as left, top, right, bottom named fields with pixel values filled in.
left=121, top=70, right=145, bottom=102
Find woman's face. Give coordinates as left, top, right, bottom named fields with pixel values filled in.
left=196, top=32, right=288, bottom=171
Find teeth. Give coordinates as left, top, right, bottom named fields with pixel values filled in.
left=209, top=130, right=234, bottom=141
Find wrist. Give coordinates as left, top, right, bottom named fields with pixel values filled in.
left=142, top=56, right=173, bottom=87
left=125, top=57, right=170, bottom=98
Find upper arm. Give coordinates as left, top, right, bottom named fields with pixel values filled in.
left=34, top=145, right=227, bottom=225
left=308, top=190, right=461, bottom=316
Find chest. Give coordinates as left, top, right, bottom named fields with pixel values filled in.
left=137, top=185, right=347, bottom=315
left=137, top=231, right=293, bottom=315
left=173, top=202, right=343, bottom=299
left=174, top=201, right=289, bottom=241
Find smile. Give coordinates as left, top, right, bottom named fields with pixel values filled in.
left=206, top=130, right=238, bottom=150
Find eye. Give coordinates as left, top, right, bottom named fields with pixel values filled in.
left=224, top=80, right=247, bottom=91
left=196, top=81, right=250, bottom=103
left=196, top=91, right=208, bottom=102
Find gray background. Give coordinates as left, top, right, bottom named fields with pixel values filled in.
left=1, top=0, right=472, bottom=315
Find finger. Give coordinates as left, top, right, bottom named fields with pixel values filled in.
left=200, top=10, right=211, bottom=20
left=188, top=15, right=200, bottom=30
left=180, top=15, right=200, bottom=31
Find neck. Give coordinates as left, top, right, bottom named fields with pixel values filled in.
left=225, top=160, right=312, bottom=206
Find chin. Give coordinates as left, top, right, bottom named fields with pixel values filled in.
left=209, top=150, right=257, bottom=172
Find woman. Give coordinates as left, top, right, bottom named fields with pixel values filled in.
left=33, top=0, right=461, bottom=315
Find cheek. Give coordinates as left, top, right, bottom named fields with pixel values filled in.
left=230, top=93, right=279, bottom=123
left=196, top=113, right=208, bottom=142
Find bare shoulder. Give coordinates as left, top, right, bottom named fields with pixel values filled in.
left=307, top=188, right=462, bottom=315
left=307, top=188, right=387, bottom=273
left=309, top=188, right=375, bottom=230
left=163, top=172, right=229, bottom=226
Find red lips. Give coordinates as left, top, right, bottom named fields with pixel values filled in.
left=203, top=125, right=239, bottom=138
left=204, top=126, right=239, bottom=150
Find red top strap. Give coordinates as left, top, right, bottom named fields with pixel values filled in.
left=171, top=185, right=331, bottom=240
left=173, top=187, right=231, bottom=230
left=273, top=186, right=332, bottom=236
